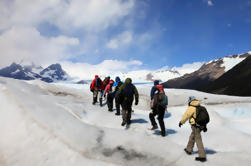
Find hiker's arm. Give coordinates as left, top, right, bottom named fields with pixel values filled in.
left=150, top=86, right=157, bottom=100
left=133, top=85, right=139, bottom=102
left=180, top=106, right=195, bottom=124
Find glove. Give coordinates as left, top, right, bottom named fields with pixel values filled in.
left=179, top=122, right=182, bottom=128
left=135, top=100, right=138, bottom=105
left=203, top=126, right=207, bottom=132
left=90, top=89, right=94, bottom=92
left=104, top=94, right=106, bottom=98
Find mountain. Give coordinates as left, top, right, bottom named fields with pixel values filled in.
left=109, top=65, right=202, bottom=83
left=162, top=52, right=250, bottom=90
left=0, top=63, right=69, bottom=83
left=202, top=54, right=251, bottom=96
left=0, top=63, right=42, bottom=80
left=40, top=63, right=68, bottom=83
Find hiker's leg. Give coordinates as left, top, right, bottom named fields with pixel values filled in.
left=195, top=127, right=206, bottom=158
left=186, top=126, right=196, bottom=153
left=149, top=109, right=158, bottom=127
left=157, top=108, right=166, bottom=136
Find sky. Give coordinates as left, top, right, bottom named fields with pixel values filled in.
left=0, top=0, right=251, bottom=78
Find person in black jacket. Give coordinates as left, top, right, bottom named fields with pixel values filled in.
left=117, top=78, right=139, bottom=126
left=149, top=80, right=166, bottom=137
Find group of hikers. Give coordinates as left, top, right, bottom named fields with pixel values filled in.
left=90, top=75, right=209, bottom=162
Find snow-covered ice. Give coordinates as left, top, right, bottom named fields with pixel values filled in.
left=1, top=77, right=251, bottom=166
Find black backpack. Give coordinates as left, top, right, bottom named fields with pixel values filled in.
left=95, top=77, right=102, bottom=87
left=195, top=106, right=210, bottom=126
left=123, top=84, right=134, bottom=97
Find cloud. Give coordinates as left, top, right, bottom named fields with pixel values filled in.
left=0, top=26, right=79, bottom=67
left=207, top=0, right=214, bottom=6
left=0, top=0, right=139, bottom=67
left=0, top=0, right=135, bottom=32
left=60, top=59, right=143, bottom=79
left=106, top=31, right=133, bottom=49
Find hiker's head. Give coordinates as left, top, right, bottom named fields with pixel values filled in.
left=188, top=96, right=196, bottom=103
left=115, top=76, right=121, bottom=82
left=109, top=80, right=114, bottom=85
left=95, top=75, right=99, bottom=78
left=125, top=78, right=132, bottom=84
left=154, top=80, right=159, bottom=86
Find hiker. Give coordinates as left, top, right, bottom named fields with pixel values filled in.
left=117, top=78, right=139, bottom=126
left=90, top=75, right=104, bottom=106
left=102, top=76, right=110, bottom=97
left=104, top=80, right=115, bottom=112
left=149, top=80, right=167, bottom=137
left=113, top=76, right=123, bottom=115
left=179, top=96, right=208, bottom=162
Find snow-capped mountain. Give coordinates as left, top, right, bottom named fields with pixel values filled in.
left=40, top=64, right=69, bottom=83
left=202, top=54, right=251, bottom=96
left=0, top=63, right=42, bottom=80
left=108, top=64, right=202, bottom=83
left=0, top=63, right=69, bottom=83
left=163, top=52, right=250, bottom=90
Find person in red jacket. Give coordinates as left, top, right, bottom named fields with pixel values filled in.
left=104, top=80, right=115, bottom=112
left=90, top=75, right=104, bottom=106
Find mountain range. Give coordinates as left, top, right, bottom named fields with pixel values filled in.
left=0, top=63, right=68, bottom=83
left=162, top=52, right=251, bottom=96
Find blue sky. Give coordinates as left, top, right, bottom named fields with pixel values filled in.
left=0, top=0, right=251, bottom=77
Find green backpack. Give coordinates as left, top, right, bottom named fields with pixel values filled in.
left=158, top=93, right=168, bottom=109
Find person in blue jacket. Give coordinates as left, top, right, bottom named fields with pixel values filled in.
left=113, top=76, right=123, bottom=115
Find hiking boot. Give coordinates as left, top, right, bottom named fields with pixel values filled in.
left=121, top=122, right=126, bottom=126
left=195, top=157, right=207, bottom=162
left=108, top=109, right=113, bottom=112
left=127, top=119, right=131, bottom=125
left=150, top=125, right=158, bottom=130
left=92, top=101, right=96, bottom=105
left=115, top=112, right=120, bottom=116
left=184, top=148, right=192, bottom=155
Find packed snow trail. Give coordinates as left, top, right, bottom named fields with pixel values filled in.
left=1, top=77, right=251, bottom=166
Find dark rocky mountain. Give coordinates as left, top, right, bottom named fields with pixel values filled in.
left=201, top=55, right=251, bottom=96
left=0, top=63, right=41, bottom=80
left=0, top=63, right=69, bottom=83
left=162, top=52, right=250, bottom=90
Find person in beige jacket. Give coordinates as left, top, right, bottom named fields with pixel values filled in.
left=179, top=96, right=207, bottom=162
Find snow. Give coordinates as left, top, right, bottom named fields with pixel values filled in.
left=221, top=56, right=246, bottom=72
left=1, top=76, right=251, bottom=166
left=10, top=69, right=20, bottom=75
left=107, top=63, right=202, bottom=83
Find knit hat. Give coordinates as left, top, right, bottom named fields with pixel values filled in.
left=188, top=96, right=196, bottom=103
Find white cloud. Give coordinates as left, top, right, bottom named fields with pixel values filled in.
left=207, top=0, right=214, bottom=6
left=106, top=31, right=133, bottom=49
left=0, top=0, right=135, bottom=32
left=0, top=26, right=79, bottom=67
left=60, top=59, right=142, bottom=79
left=0, top=0, right=138, bottom=67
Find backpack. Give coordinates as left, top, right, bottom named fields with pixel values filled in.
left=123, top=84, right=134, bottom=97
left=103, top=77, right=110, bottom=86
left=158, top=93, right=168, bottom=109
left=195, top=106, right=210, bottom=127
left=95, top=77, right=102, bottom=87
